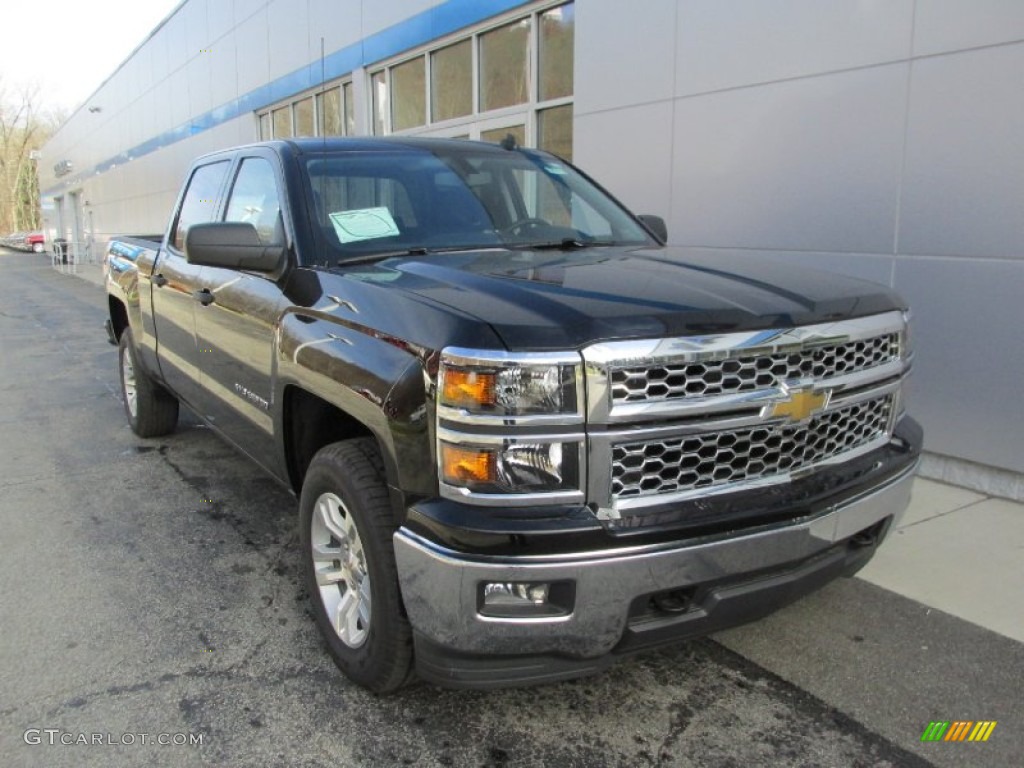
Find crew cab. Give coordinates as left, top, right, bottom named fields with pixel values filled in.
left=106, top=138, right=921, bottom=691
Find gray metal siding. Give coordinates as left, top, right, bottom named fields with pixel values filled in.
left=576, top=0, right=1024, bottom=474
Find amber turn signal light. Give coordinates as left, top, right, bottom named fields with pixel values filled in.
left=440, top=443, right=497, bottom=486
left=442, top=369, right=496, bottom=409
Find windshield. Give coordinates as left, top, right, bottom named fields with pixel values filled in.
left=303, top=143, right=653, bottom=263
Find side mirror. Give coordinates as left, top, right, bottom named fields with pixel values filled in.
left=637, top=215, right=668, bottom=244
left=185, top=222, right=285, bottom=271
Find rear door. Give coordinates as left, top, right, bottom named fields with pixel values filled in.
left=152, top=159, right=232, bottom=403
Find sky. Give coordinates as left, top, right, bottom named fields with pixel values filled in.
left=0, top=0, right=182, bottom=115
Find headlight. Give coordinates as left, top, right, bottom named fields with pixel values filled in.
left=439, top=436, right=580, bottom=495
left=438, top=349, right=581, bottom=420
left=437, top=348, right=585, bottom=503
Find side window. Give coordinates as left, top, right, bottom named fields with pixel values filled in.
left=172, top=161, right=231, bottom=252
left=224, top=157, right=284, bottom=245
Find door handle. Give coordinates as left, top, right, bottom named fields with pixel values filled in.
left=193, top=288, right=215, bottom=306
left=152, top=273, right=168, bottom=287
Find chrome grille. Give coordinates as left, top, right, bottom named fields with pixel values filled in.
left=611, top=394, right=894, bottom=500
left=610, top=333, right=899, bottom=404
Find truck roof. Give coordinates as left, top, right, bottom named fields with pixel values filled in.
left=197, top=136, right=531, bottom=162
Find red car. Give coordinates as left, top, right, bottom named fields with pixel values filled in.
left=24, top=232, right=45, bottom=253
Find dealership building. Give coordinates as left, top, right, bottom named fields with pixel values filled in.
left=38, top=0, right=1024, bottom=498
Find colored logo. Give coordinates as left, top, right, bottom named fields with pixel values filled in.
left=765, top=386, right=830, bottom=425
left=921, top=721, right=997, bottom=742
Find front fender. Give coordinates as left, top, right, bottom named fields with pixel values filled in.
left=274, top=309, right=433, bottom=498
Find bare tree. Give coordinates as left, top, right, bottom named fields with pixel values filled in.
left=0, top=78, right=63, bottom=234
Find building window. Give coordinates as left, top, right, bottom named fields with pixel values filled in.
left=372, top=70, right=388, bottom=135
left=317, top=88, right=342, bottom=136
left=391, top=57, right=426, bottom=131
left=294, top=96, right=315, bottom=137
left=343, top=83, right=355, bottom=136
left=272, top=107, right=292, bottom=138
left=369, top=1, right=574, bottom=159
left=538, top=103, right=572, bottom=159
left=259, top=79, right=354, bottom=140
left=257, top=2, right=574, bottom=158
left=431, top=40, right=472, bottom=122
left=479, top=19, right=531, bottom=112
left=539, top=4, right=574, bottom=101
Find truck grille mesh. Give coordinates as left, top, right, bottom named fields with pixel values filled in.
left=611, top=394, right=894, bottom=499
left=610, top=333, right=899, bottom=404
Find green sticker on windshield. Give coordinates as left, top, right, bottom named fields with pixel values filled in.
left=329, top=207, right=400, bottom=243
left=544, top=163, right=567, bottom=176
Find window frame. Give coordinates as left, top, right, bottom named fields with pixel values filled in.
left=258, top=78, right=356, bottom=140
left=366, top=0, right=574, bottom=158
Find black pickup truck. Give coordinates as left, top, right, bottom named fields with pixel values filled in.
left=106, top=137, right=921, bottom=692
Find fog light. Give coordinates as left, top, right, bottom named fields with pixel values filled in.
left=478, top=581, right=574, bottom=619
left=483, top=582, right=550, bottom=606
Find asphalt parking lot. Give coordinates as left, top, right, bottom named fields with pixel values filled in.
left=1, top=250, right=1020, bottom=768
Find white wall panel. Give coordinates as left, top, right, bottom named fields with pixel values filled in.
left=899, top=44, right=1024, bottom=259
left=268, top=0, right=312, bottom=79
left=208, top=37, right=239, bottom=107
left=308, top=0, right=364, bottom=56
left=151, top=21, right=171, bottom=83
left=361, top=0, right=438, bottom=39
left=207, top=0, right=235, bottom=42
left=574, top=101, right=674, bottom=222
left=670, top=64, right=907, bottom=254
left=913, top=0, right=1024, bottom=56
left=575, top=0, right=677, bottom=115
left=168, top=71, right=192, bottom=131
left=164, top=13, right=189, bottom=74
left=894, top=257, right=1024, bottom=473
left=234, top=9, right=271, bottom=95
left=676, top=0, right=913, bottom=97
left=186, top=48, right=214, bottom=116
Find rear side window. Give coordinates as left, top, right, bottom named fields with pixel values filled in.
left=224, top=157, right=284, bottom=245
left=172, top=160, right=230, bottom=252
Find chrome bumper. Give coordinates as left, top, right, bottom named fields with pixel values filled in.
left=394, top=463, right=917, bottom=660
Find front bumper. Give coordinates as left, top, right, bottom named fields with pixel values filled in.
left=393, top=461, right=917, bottom=687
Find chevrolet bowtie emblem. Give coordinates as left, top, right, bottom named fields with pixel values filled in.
left=766, top=387, right=830, bottom=424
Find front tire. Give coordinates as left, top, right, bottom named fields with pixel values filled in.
left=299, top=438, right=413, bottom=693
left=118, top=327, right=179, bottom=437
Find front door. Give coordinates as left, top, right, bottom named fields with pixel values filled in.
left=193, top=153, right=287, bottom=473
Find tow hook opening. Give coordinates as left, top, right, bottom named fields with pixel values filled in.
left=650, top=587, right=696, bottom=615
left=849, top=519, right=888, bottom=549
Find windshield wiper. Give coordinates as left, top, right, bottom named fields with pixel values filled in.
left=525, top=238, right=617, bottom=251
left=335, top=244, right=504, bottom=267
left=335, top=247, right=429, bottom=266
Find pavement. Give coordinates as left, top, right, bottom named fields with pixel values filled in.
left=2, top=249, right=1021, bottom=768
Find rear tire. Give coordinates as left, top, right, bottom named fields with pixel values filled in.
left=299, top=438, right=413, bottom=693
left=118, top=327, right=178, bottom=437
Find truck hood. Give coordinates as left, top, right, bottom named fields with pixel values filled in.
left=337, top=245, right=905, bottom=350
